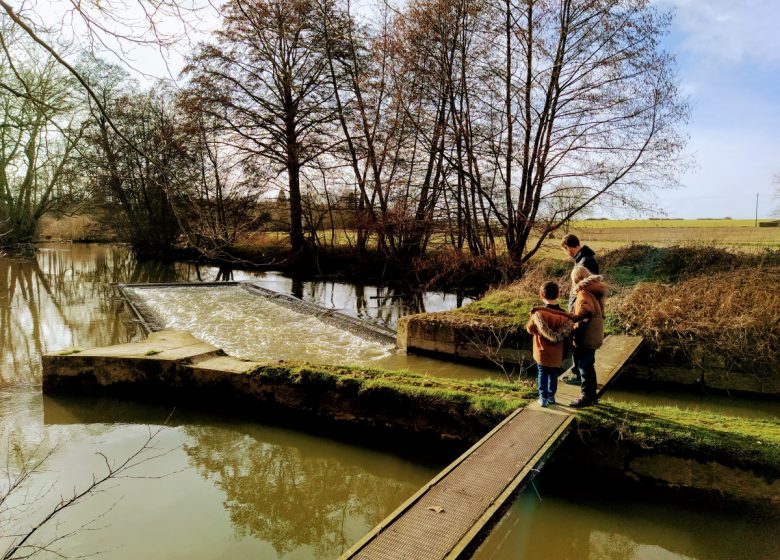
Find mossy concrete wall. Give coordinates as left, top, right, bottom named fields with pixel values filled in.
left=397, top=313, right=531, bottom=366
left=553, top=435, right=780, bottom=511
left=42, top=330, right=524, bottom=448
left=398, top=310, right=780, bottom=395
left=629, top=345, right=780, bottom=395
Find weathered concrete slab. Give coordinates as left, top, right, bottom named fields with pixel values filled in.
left=43, top=330, right=235, bottom=392
left=72, top=330, right=218, bottom=359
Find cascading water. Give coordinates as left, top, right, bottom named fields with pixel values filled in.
left=127, top=286, right=394, bottom=365
left=126, top=284, right=498, bottom=380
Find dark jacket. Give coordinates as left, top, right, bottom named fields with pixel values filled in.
left=574, top=245, right=599, bottom=274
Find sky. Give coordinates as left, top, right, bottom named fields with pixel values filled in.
left=15, top=0, right=780, bottom=219
left=654, top=0, right=780, bottom=219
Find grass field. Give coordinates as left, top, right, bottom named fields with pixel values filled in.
left=573, top=219, right=761, bottom=228
left=539, top=218, right=780, bottom=257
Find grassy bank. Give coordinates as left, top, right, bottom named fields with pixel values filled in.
left=248, top=362, right=535, bottom=418
left=577, top=401, right=780, bottom=476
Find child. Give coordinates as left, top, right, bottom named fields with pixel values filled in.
left=568, top=265, right=606, bottom=408
left=526, top=281, right=573, bottom=407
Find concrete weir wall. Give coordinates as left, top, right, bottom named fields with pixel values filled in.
left=556, top=433, right=780, bottom=511
left=628, top=344, right=780, bottom=396
left=397, top=313, right=531, bottom=365
left=399, top=313, right=780, bottom=396
left=42, top=331, right=517, bottom=448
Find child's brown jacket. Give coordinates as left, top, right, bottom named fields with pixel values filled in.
left=525, top=306, right=573, bottom=367
left=571, top=274, right=607, bottom=350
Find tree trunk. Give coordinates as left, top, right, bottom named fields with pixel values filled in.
left=288, top=160, right=305, bottom=252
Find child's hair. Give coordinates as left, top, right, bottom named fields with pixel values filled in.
left=560, top=234, right=580, bottom=248
left=540, top=281, right=559, bottom=300
left=571, top=265, right=591, bottom=284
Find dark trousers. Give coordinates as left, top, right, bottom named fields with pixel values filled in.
left=536, top=364, right=562, bottom=400
left=573, top=347, right=597, bottom=400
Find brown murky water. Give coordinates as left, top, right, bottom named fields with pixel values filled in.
left=1, top=243, right=778, bottom=559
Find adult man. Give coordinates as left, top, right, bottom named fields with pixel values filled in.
left=561, top=234, right=599, bottom=275
left=561, top=234, right=599, bottom=385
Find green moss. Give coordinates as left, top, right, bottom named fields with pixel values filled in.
left=144, top=350, right=161, bottom=356
left=455, top=293, right=536, bottom=323
left=577, top=401, right=780, bottom=473
left=603, top=313, right=624, bottom=336
left=246, top=361, right=534, bottom=418
left=58, top=349, right=81, bottom=356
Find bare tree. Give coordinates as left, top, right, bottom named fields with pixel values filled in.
left=76, top=62, right=184, bottom=256
left=491, top=0, right=688, bottom=262
left=1, top=423, right=177, bottom=560
left=170, top=112, right=269, bottom=259
left=184, top=0, right=339, bottom=254
left=0, top=24, right=86, bottom=248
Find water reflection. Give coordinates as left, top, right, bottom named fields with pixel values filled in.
left=0, top=245, right=133, bottom=386
left=471, top=483, right=780, bottom=560
left=39, top=394, right=435, bottom=560
left=183, top=424, right=426, bottom=558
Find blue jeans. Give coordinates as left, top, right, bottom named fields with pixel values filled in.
left=537, top=364, right=562, bottom=400
left=573, top=348, right=597, bottom=400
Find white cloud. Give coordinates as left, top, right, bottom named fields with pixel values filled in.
left=657, top=0, right=780, bottom=65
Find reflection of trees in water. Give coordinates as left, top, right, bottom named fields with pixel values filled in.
left=184, top=426, right=420, bottom=559
left=589, top=532, right=639, bottom=560
left=0, top=244, right=206, bottom=387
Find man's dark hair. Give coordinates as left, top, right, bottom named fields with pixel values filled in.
left=561, top=234, right=580, bottom=248
left=540, top=281, right=559, bottom=300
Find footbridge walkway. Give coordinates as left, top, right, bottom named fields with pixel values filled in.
left=340, top=334, right=643, bottom=560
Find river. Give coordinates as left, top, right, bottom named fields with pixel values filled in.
left=0, top=243, right=777, bottom=560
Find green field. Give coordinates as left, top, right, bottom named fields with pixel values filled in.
left=541, top=218, right=780, bottom=257
left=38, top=215, right=780, bottom=254
left=572, top=219, right=761, bottom=228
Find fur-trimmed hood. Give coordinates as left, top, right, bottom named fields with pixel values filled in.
left=574, top=274, right=606, bottom=298
left=529, top=307, right=573, bottom=343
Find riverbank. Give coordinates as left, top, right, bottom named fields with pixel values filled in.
left=42, top=329, right=780, bottom=511
left=399, top=245, right=780, bottom=395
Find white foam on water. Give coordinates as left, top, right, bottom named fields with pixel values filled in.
left=129, top=286, right=393, bottom=365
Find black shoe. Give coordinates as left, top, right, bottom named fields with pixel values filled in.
left=569, top=396, right=595, bottom=408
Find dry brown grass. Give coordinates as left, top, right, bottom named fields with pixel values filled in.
left=612, top=268, right=780, bottom=372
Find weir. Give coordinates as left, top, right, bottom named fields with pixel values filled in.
left=41, top=313, right=641, bottom=559
left=117, top=281, right=397, bottom=345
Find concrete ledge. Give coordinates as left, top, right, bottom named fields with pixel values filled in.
left=42, top=330, right=532, bottom=448
left=397, top=313, right=532, bottom=367
left=553, top=430, right=780, bottom=511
